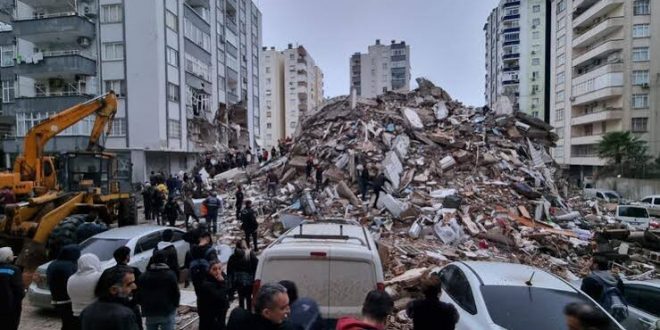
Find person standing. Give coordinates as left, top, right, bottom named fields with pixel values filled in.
left=203, top=191, right=222, bottom=234
left=263, top=149, right=269, bottom=162
left=138, top=251, right=180, bottom=330
left=278, top=280, right=323, bottom=330
left=271, top=146, right=278, bottom=159
left=257, top=148, right=264, bottom=163
left=183, top=193, right=199, bottom=230
left=0, top=247, right=24, bottom=330
left=80, top=266, right=140, bottom=330
left=357, top=164, right=370, bottom=201
left=155, top=229, right=180, bottom=280
left=580, top=258, right=628, bottom=321
left=305, top=156, right=314, bottom=180
left=406, top=276, right=459, bottom=330
left=152, top=188, right=165, bottom=225
left=227, top=240, right=258, bottom=310
left=266, top=171, right=278, bottom=197
left=47, top=244, right=81, bottom=330
left=337, top=290, right=393, bottom=330
left=372, top=173, right=392, bottom=209
left=315, top=166, right=323, bottom=191
left=235, top=186, right=244, bottom=219
left=246, top=148, right=253, bottom=165
left=240, top=200, right=259, bottom=251
left=104, top=247, right=143, bottom=329
left=142, top=183, right=154, bottom=220
left=227, top=283, right=295, bottom=330
left=164, top=196, right=182, bottom=227
left=197, top=260, right=230, bottom=330
left=67, top=254, right=103, bottom=329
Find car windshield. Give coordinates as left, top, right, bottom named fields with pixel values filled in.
left=604, top=192, right=619, bottom=199
left=481, top=286, right=619, bottom=330
left=618, top=206, right=648, bottom=218
left=80, top=238, right=129, bottom=261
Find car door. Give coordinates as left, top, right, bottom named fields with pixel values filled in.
left=622, top=283, right=660, bottom=330
left=132, top=232, right=162, bottom=272
left=438, top=265, right=483, bottom=330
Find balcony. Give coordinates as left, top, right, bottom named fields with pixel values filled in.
left=12, top=51, right=96, bottom=78
left=502, top=53, right=520, bottom=60
left=297, top=58, right=307, bottom=65
left=298, top=92, right=307, bottom=100
left=502, top=66, right=519, bottom=72
left=502, top=80, right=519, bottom=85
left=185, top=0, right=210, bottom=8
left=569, top=156, right=606, bottom=166
left=572, top=134, right=603, bottom=145
left=502, top=14, right=520, bottom=21
left=502, top=1, right=520, bottom=8
left=573, top=62, right=622, bottom=84
left=12, top=13, right=95, bottom=45
left=572, top=17, right=624, bottom=49
left=572, top=39, right=623, bottom=67
left=12, top=94, right=90, bottom=113
left=573, top=0, right=624, bottom=29
left=571, top=107, right=623, bottom=126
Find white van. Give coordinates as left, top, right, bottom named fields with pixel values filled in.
left=616, top=205, right=651, bottom=230
left=253, top=219, right=385, bottom=325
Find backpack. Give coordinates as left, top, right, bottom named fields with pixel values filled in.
left=591, top=274, right=629, bottom=322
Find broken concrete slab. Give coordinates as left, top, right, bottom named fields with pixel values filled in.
left=433, top=101, right=449, bottom=121
left=400, top=107, right=424, bottom=130
left=376, top=192, right=406, bottom=218
left=391, top=134, right=410, bottom=161
left=439, top=156, right=457, bottom=170
left=336, top=181, right=361, bottom=207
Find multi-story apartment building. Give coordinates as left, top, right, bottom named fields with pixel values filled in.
left=350, top=39, right=410, bottom=99
left=550, top=0, right=659, bottom=178
left=485, top=0, right=550, bottom=120
left=260, top=44, right=323, bottom=149
left=0, top=0, right=261, bottom=182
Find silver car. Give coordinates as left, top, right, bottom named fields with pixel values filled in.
left=621, top=279, right=660, bottom=330
left=28, top=225, right=189, bottom=309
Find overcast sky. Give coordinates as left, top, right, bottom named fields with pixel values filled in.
left=255, top=0, right=499, bottom=107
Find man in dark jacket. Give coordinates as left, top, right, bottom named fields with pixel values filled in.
left=372, top=173, right=392, bottom=209
left=197, top=260, right=230, bottom=330
left=203, top=191, right=222, bottom=234
left=164, top=196, right=182, bottom=227
left=336, top=290, right=393, bottom=330
left=227, top=240, right=258, bottom=309
left=240, top=200, right=259, bottom=251
left=154, top=229, right=180, bottom=280
left=142, top=183, right=154, bottom=220
left=81, top=266, right=139, bottom=330
left=305, top=156, right=314, bottom=180
left=47, top=244, right=81, bottom=330
left=101, top=246, right=143, bottom=330
left=406, top=276, right=459, bottom=330
left=235, top=186, right=244, bottom=219
left=183, top=193, right=199, bottom=230
left=0, top=247, right=24, bottom=330
left=315, top=166, right=323, bottom=191
left=357, top=164, right=370, bottom=201
left=227, top=282, right=295, bottom=330
left=152, top=189, right=165, bottom=225
left=266, top=171, right=278, bottom=197
left=138, top=251, right=180, bottom=330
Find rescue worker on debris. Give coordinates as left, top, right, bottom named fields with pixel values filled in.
left=372, top=172, right=392, bottom=209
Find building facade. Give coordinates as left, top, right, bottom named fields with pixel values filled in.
left=0, top=0, right=261, bottom=182
left=260, top=45, right=323, bottom=149
left=485, top=0, right=550, bottom=120
left=550, top=0, right=660, bottom=178
left=350, top=39, right=410, bottom=99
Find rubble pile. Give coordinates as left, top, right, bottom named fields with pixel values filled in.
left=202, top=78, right=658, bottom=328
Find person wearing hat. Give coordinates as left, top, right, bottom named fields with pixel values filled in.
left=0, top=247, right=23, bottom=330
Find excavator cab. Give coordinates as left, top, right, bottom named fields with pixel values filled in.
left=58, top=151, right=132, bottom=195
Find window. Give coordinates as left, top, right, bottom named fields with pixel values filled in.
left=584, top=124, right=593, bottom=136
left=103, top=42, right=124, bottom=60
left=101, top=4, right=123, bottom=23
left=556, top=129, right=564, bottom=140
left=184, top=19, right=211, bottom=52
left=2, top=80, right=15, bottom=103
left=557, top=53, right=565, bottom=66
left=265, top=67, right=271, bottom=73
left=166, top=11, right=178, bottom=32
left=533, top=31, right=540, bottom=39
left=532, top=58, right=540, bottom=66
left=633, top=94, right=649, bottom=109
left=532, top=98, right=539, bottom=106
left=266, top=123, right=272, bottom=129
left=266, top=111, right=272, bottom=118
left=504, top=33, right=519, bottom=42
left=556, top=109, right=564, bottom=121
left=556, top=90, right=564, bottom=102
left=557, top=0, right=566, bottom=13
left=557, top=34, right=565, bottom=48
left=135, top=233, right=161, bottom=254
left=167, top=83, right=179, bottom=102
left=632, top=47, right=649, bottom=62
left=557, top=17, right=566, bottom=30
left=632, top=70, right=649, bottom=85
left=532, top=18, right=540, bottom=26
left=184, top=54, right=211, bottom=81
left=109, top=118, right=126, bottom=136
left=1, top=45, right=14, bottom=67
left=533, top=5, right=541, bottom=12
left=186, top=86, right=210, bottom=115
left=104, top=80, right=126, bottom=97
left=634, top=0, right=650, bottom=15
left=168, top=119, right=181, bottom=139
left=439, top=266, right=477, bottom=315
left=556, top=71, right=565, bottom=85
left=633, top=24, right=650, bottom=38
left=623, top=284, right=660, bottom=316
left=166, top=47, right=178, bottom=67
left=632, top=118, right=648, bottom=132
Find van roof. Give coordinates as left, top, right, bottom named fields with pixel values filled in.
left=273, top=220, right=372, bottom=250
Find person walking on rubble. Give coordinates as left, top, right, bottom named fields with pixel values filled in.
left=357, top=164, right=370, bottom=201
left=305, top=155, right=314, bottom=180
left=240, top=200, right=259, bottom=251
left=266, top=170, right=279, bottom=197
left=164, top=196, right=182, bottom=227
left=235, top=185, right=244, bottom=218
left=203, top=191, right=222, bottom=234
left=406, top=275, right=459, bottom=330
left=263, top=148, right=269, bottom=162
left=315, top=165, right=324, bottom=191
left=372, top=172, right=392, bottom=209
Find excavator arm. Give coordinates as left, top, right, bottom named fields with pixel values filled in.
left=15, top=91, right=118, bottom=185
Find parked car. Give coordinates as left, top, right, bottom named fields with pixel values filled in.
left=616, top=205, right=652, bottom=230
left=638, top=195, right=660, bottom=218
left=253, top=219, right=384, bottom=328
left=28, top=225, right=189, bottom=309
left=584, top=189, right=622, bottom=203
left=620, top=279, right=660, bottom=330
left=434, top=261, right=623, bottom=330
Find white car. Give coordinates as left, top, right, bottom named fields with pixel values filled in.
left=254, top=219, right=385, bottom=328
left=639, top=196, right=660, bottom=218
left=28, top=225, right=189, bottom=309
left=435, top=261, right=624, bottom=330
left=584, top=189, right=621, bottom=203
left=621, top=279, right=660, bottom=330
left=616, top=205, right=651, bottom=230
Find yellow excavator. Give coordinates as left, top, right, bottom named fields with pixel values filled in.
left=0, top=91, right=136, bottom=269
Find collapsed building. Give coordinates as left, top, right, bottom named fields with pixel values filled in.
left=200, top=78, right=658, bottom=328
